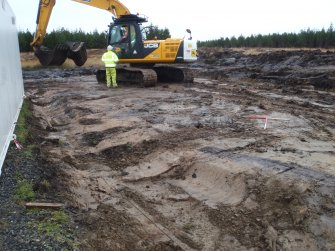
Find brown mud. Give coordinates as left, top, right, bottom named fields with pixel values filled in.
left=22, top=48, right=335, bottom=250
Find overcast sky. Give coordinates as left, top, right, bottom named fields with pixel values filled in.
left=9, top=0, right=335, bottom=41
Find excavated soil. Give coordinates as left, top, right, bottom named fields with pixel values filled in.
left=21, top=48, right=335, bottom=250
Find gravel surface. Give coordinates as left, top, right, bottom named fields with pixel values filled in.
left=0, top=126, right=77, bottom=250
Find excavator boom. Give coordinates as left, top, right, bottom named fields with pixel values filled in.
left=72, top=0, right=130, bottom=17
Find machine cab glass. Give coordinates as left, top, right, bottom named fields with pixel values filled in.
left=108, top=24, right=138, bottom=58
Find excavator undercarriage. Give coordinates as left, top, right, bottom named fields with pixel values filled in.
left=96, top=65, right=194, bottom=87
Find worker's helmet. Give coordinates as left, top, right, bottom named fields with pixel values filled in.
left=107, top=45, right=113, bottom=51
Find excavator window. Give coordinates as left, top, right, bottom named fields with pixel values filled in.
left=108, top=24, right=129, bottom=56
left=107, top=19, right=148, bottom=60
left=130, top=24, right=136, bottom=47
left=110, top=26, right=122, bottom=44
left=141, top=27, right=148, bottom=41
left=120, top=30, right=128, bottom=42
left=109, top=23, right=139, bottom=58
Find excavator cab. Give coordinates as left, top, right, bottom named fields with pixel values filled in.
left=106, top=14, right=197, bottom=65
left=95, top=14, right=197, bottom=86
left=107, top=15, right=147, bottom=61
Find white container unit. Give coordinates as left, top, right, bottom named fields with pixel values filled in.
left=0, top=0, right=24, bottom=174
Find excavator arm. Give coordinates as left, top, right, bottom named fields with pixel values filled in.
left=32, top=0, right=130, bottom=66
left=31, top=0, right=55, bottom=47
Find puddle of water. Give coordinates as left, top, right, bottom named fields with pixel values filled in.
left=244, top=111, right=313, bottom=135
left=199, top=147, right=335, bottom=186
left=259, top=92, right=335, bottom=109
left=248, top=137, right=335, bottom=176
left=158, top=103, right=199, bottom=111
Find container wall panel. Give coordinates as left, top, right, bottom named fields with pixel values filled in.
left=0, top=0, right=24, bottom=174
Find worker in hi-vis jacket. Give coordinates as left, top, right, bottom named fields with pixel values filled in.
left=101, top=45, right=119, bottom=88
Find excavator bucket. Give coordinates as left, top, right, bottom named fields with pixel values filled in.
left=66, top=42, right=87, bottom=66
left=34, top=42, right=87, bottom=67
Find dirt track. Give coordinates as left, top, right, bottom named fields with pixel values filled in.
left=23, top=48, right=335, bottom=250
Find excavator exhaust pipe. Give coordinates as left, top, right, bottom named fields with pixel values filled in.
left=34, top=42, right=87, bottom=67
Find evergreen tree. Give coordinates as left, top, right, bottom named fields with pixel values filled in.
left=198, top=24, right=335, bottom=48
left=146, top=24, right=171, bottom=40
left=18, top=30, right=34, bottom=52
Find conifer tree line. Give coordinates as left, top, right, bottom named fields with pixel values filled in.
left=18, top=29, right=106, bottom=52
left=18, top=26, right=171, bottom=52
left=19, top=24, right=335, bottom=51
left=145, top=25, right=170, bottom=40
left=198, top=24, right=335, bottom=48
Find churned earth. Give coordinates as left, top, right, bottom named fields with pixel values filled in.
left=2, top=48, right=335, bottom=250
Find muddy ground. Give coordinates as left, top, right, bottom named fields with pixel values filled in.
left=13, top=48, right=335, bottom=250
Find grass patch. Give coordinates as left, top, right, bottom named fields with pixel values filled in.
left=13, top=100, right=40, bottom=157
left=15, top=100, right=33, bottom=144
left=23, top=144, right=39, bottom=158
left=28, top=209, right=78, bottom=249
left=37, top=210, right=69, bottom=236
left=15, top=179, right=36, bottom=201
left=40, top=179, right=51, bottom=191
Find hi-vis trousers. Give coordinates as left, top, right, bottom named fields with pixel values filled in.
left=106, top=67, right=117, bottom=87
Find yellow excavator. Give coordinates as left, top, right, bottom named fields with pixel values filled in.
left=31, top=0, right=197, bottom=86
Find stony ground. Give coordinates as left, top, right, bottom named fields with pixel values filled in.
left=1, top=48, right=335, bottom=250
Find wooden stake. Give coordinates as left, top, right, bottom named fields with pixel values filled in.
left=25, top=202, right=64, bottom=209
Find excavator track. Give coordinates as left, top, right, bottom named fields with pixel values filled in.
left=153, top=66, right=194, bottom=83
left=34, top=42, right=87, bottom=67
left=96, top=66, right=194, bottom=87
left=96, top=67, right=157, bottom=87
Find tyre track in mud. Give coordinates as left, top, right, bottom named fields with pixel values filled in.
left=22, top=48, right=335, bottom=250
